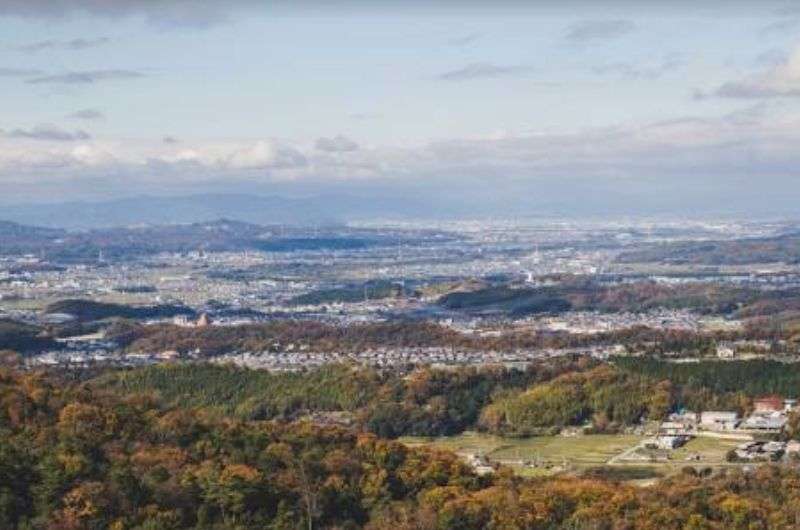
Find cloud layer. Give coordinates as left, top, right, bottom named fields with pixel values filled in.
left=700, top=47, right=800, bottom=98
left=27, top=69, right=145, bottom=85
left=67, top=109, right=105, bottom=121
left=593, top=54, right=684, bottom=80
left=0, top=0, right=255, bottom=29
left=14, top=37, right=109, bottom=53
left=0, top=101, right=797, bottom=192
left=565, top=19, right=635, bottom=43
left=2, top=124, right=90, bottom=141
left=436, top=62, right=534, bottom=81
left=315, top=135, right=359, bottom=152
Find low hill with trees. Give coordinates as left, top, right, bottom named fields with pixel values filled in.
left=0, top=319, right=54, bottom=352
left=44, top=299, right=195, bottom=322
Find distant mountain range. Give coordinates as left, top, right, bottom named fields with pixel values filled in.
left=2, top=189, right=792, bottom=231
left=0, top=218, right=399, bottom=263
left=0, top=193, right=443, bottom=229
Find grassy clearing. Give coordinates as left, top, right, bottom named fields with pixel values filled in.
left=401, top=431, right=753, bottom=482
left=400, top=431, right=645, bottom=474
left=670, top=435, right=742, bottom=464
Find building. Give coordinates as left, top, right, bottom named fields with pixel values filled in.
left=466, top=453, right=495, bottom=475
left=734, top=441, right=785, bottom=461
left=658, top=421, right=690, bottom=436
left=157, top=350, right=180, bottom=362
left=754, top=396, right=784, bottom=413
left=716, top=343, right=736, bottom=359
left=668, top=411, right=699, bottom=429
left=655, top=419, right=692, bottom=449
left=700, top=411, right=739, bottom=430
left=40, top=312, right=76, bottom=325
left=654, top=434, right=690, bottom=450
left=741, top=410, right=787, bottom=432
left=196, top=312, right=212, bottom=327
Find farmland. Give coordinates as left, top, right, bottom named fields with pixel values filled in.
left=401, top=431, right=755, bottom=481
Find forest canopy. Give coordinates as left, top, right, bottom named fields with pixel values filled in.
left=3, top=366, right=800, bottom=529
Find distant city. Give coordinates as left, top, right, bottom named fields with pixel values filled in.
left=2, top=215, right=799, bottom=370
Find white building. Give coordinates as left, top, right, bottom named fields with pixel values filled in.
left=741, top=411, right=787, bottom=432
left=700, top=411, right=739, bottom=430
left=654, top=434, right=690, bottom=449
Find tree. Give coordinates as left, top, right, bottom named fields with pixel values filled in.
left=0, top=350, right=20, bottom=368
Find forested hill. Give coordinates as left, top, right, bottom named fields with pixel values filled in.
left=614, top=356, right=800, bottom=398
left=436, top=280, right=759, bottom=317
left=0, top=220, right=64, bottom=239
left=94, top=359, right=800, bottom=439
left=44, top=299, right=195, bottom=322
left=94, top=362, right=572, bottom=437
left=5, top=366, right=800, bottom=528
left=0, top=220, right=66, bottom=255
left=616, top=233, right=800, bottom=265
left=0, top=218, right=401, bottom=262
left=0, top=319, right=54, bottom=352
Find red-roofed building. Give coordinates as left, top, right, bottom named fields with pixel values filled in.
left=753, top=396, right=784, bottom=413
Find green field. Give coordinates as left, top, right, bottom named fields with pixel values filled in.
left=400, top=431, right=645, bottom=476
left=670, top=435, right=743, bottom=464
left=401, top=431, right=753, bottom=480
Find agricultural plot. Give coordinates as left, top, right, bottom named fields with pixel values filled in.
left=401, top=431, right=645, bottom=475
left=670, top=435, right=744, bottom=464
left=402, top=431, right=755, bottom=480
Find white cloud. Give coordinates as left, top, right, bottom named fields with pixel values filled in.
left=225, top=140, right=307, bottom=169
left=67, top=109, right=105, bottom=121
left=700, top=47, right=800, bottom=98
left=436, top=62, right=534, bottom=81
left=759, top=18, right=800, bottom=38
left=447, top=32, right=483, bottom=47
left=70, top=144, right=116, bottom=165
left=593, top=54, right=684, bottom=80
left=315, top=135, right=359, bottom=152
left=2, top=124, right=91, bottom=141
left=0, top=142, right=115, bottom=171
left=565, top=20, right=636, bottom=43
left=0, top=103, right=799, bottom=199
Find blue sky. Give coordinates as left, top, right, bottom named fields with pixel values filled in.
left=1, top=1, right=800, bottom=216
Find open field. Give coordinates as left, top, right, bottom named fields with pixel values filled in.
left=671, top=435, right=743, bottom=464
left=400, top=431, right=646, bottom=476
left=401, top=431, right=757, bottom=480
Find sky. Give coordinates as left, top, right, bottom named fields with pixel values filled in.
left=1, top=1, right=800, bottom=217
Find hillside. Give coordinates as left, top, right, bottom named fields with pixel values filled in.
left=0, top=218, right=398, bottom=262
left=616, top=234, right=800, bottom=265
left=43, top=299, right=195, bottom=322
left=437, top=280, right=762, bottom=317
left=3, top=366, right=800, bottom=528
left=0, top=319, right=53, bottom=351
